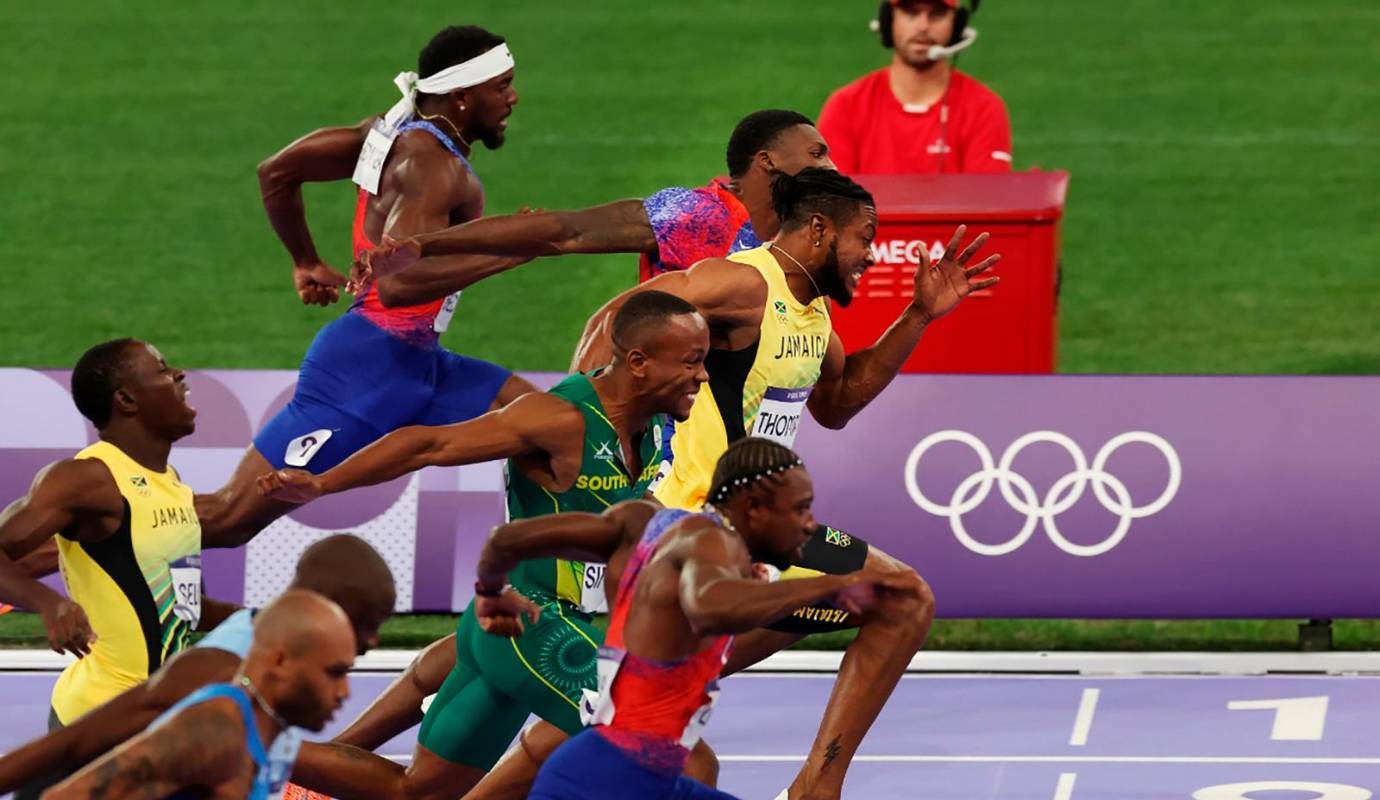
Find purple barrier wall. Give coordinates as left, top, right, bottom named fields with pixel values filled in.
left=3, top=369, right=1376, bottom=618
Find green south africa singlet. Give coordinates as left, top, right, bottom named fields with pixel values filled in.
left=504, top=372, right=666, bottom=615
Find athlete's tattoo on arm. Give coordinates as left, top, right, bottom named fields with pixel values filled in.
left=47, top=700, right=243, bottom=800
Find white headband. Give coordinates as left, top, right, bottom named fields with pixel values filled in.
left=384, top=44, right=515, bottom=128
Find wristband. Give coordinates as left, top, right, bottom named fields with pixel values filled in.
left=474, top=581, right=506, bottom=599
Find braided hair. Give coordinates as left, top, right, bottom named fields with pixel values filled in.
left=770, top=167, right=874, bottom=233
left=707, top=437, right=805, bottom=508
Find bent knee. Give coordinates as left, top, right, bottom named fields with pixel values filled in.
left=862, top=550, right=936, bottom=623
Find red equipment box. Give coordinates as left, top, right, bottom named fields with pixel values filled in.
left=837, top=172, right=1070, bottom=373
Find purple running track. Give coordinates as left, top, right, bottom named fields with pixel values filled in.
left=3, top=672, right=1377, bottom=799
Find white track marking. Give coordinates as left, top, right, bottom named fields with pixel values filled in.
left=1069, top=688, right=1100, bottom=746
left=1227, top=695, right=1328, bottom=741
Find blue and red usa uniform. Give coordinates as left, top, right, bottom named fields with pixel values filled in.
left=253, top=120, right=511, bottom=474
left=639, top=178, right=762, bottom=282
left=530, top=508, right=739, bottom=800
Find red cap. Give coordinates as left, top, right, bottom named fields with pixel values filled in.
left=890, top=0, right=959, bottom=7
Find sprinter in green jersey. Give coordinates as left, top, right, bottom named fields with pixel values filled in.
left=258, top=291, right=708, bottom=799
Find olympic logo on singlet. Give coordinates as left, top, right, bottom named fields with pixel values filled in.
left=904, top=430, right=1182, bottom=557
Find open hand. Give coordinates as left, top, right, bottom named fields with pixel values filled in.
left=39, top=596, right=96, bottom=657
left=476, top=589, right=543, bottom=637
left=256, top=469, right=326, bottom=505
left=293, top=262, right=348, bottom=307
left=911, top=225, right=1001, bottom=323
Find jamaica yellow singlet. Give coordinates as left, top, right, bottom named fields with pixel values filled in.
left=51, top=441, right=201, bottom=723
left=654, top=244, right=832, bottom=509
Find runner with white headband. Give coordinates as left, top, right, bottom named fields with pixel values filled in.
left=196, top=26, right=542, bottom=557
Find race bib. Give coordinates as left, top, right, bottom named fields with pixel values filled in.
left=351, top=119, right=398, bottom=195
left=169, top=554, right=202, bottom=626
left=578, top=563, right=608, bottom=614
left=284, top=429, right=333, bottom=468
left=751, top=386, right=813, bottom=447
left=433, top=291, right=462, bottom=333
left=264, top=728, right=302, bottom=800
left=679, top=680, right=721, bottom=749
left=582, top=646, right=626, bottom=726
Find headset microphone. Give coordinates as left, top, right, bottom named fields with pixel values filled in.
left=925, top=26, right=978, bottom=61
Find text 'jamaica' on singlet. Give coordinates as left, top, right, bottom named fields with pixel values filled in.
left=505, top=372, right=667, bottom=616
left=52, top=440, right=201, bottom=724
left=654, top=244, right=831, bottom=509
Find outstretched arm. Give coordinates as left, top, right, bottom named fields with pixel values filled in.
left=363, top=141, right=531, bottom=308
left=0, top=460, right=122, bottom=656
left=257, top=117, right=373, bottom=306
left=409, top=199, right=657, bottom=258
left=289, top=741, right=406, bottom=800
left=808, top=226, right=999, bottom=429
left=43, top=699, right=244, bottom=800
left=258, top=392, right=582, bottom=504
left=0, top=648, right=238, bottom=794
left=571, top=257, right=764, bottom=372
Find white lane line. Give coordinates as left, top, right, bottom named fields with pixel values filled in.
left=1054, top=773, right=1078, bottom=800
left=1069, top=688, right=1100, bottom=746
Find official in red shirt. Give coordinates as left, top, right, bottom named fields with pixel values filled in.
left=819, top=0, right=1012, bottom=174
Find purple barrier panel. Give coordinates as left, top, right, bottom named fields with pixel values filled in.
left=3, top=369, right=1377, bottom=617
left=791, top=374, right=1380, bottom=618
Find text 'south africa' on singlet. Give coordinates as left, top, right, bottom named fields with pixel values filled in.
left=52, top=441, right=201, bottom=724
left=587, top=508, right=734, bottom=775
left=504, top=372, right=666, bottom=615
left=349, top=120, right=483, bottom=348
left=654, top=244, right=832, bottom=509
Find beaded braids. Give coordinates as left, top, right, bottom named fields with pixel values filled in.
left=707, top=437, right=805, bottom=507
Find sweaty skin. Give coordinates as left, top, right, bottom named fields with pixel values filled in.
left=196, top=67, right=537, bottom=552
left=473, top=467, right=910, bottom=800
left=562, top=215, right=989, bottom=799
left=0, top=343, right=235, bottom=659
left=0, top=537, right=395, bottom=797
left=271, top=310, right=710, bottom=800
left=359, top=123, right=836, bottom=309
left=44, top=591, right=357, bottom=800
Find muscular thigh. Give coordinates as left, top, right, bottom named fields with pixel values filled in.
left=468, top=602, right=601, bottom=737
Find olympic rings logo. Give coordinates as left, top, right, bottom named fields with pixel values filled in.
left=904, top=431, right=1181, bottom=557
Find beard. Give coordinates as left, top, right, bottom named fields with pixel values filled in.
left=478, top=128, right=507, bottom=150
left=272, top=676, right=330, bottom=732
left=819, top=240, right=854, bottom=307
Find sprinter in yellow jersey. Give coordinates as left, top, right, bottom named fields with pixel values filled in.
left=0, top=339, right=234, bottom=799
left=572, top=168, right=999, bottom=800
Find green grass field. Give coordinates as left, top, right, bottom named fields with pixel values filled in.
left=1, top=3, right=1377, bottom=651
left=1, top=1, right=1377, bottom=373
